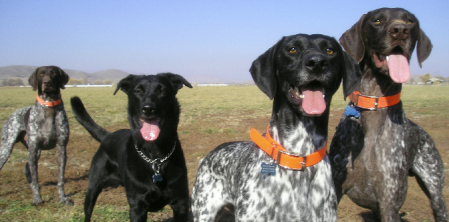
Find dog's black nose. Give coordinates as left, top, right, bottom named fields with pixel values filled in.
left=304, top=54, right=329, bottom=73
left=389, top=23, right=409, bottom=40
left=142, top=105, right=156, bottom=115
left=43, top=76, right=51, bottom=86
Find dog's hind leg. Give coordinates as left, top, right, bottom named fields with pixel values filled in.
left=410, top=136, right=448, bottom=222
left=84, top=181, right=104, bottom=221
left=0, top=108, right=29, bottom=169
left=84, top=151, right=119, bottom=221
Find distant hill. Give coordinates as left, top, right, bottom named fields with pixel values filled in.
left=0, top=65, right=39, bottom=78
left=0, top=65, right=252, bottom=85
left=0, top=65, right=129, bottom=85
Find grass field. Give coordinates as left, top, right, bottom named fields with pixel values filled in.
left=0, top=84, right=448, bottom=221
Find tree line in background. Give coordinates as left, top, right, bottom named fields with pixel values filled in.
left=418, top=74, right=447, bottom=85
left=1, top=78, right=112, bottom=87
left=68, top=78, right=112, bottom=86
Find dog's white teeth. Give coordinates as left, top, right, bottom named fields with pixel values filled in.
left=294, top=87, right=300, bottom=93
left=299, top=94, right=305, bottom=99
left=386, top=56, right=389, bottom=62
left=323, top=95, right=325, bottom=98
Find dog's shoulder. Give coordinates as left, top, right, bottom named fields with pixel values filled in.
left=205, top=141, right=258, bottom=161
left=104, top=129, right=131, bottom=143
left=199, top=141, right=270, bottom=178
left=100, top=129, right=132, bottom=152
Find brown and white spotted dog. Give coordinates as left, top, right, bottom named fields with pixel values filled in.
left=0, top=66, right=72, bottom=205
left=329, top=8, right=448, bottom=222
left=192, top=33, right=361, bottom=221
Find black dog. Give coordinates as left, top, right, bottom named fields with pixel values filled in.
left=192, top=34, right=360, bottom=221
left=70, top=73, right=192, bottom=221
left=0, top=66, right=72, bottom=205
left=330, top=8, right=448, bottom=221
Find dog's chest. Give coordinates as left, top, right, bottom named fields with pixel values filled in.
left=28, top=106, right=69, bottom=148
left=233, top=147, right=334, bottom=220
left=341, top=112, right=413, bottom=199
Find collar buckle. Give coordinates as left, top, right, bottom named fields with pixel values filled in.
left=354, top=93, right=379, bottom=111
left=276, top=149, right=306, bottom=171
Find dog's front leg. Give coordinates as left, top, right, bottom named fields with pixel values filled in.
left=170, top=198, right=190, bottom=221
left=128, top=203, right=148, bottom=222
left=57, top=143, right=73, bottom=205
left=27, top=144, right=43, bottom=205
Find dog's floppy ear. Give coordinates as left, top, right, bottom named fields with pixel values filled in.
left=28, top=67, right=39, bottom=91
left=57, top=67, right=70, bottom=89
left=157, top=73, right=193, bottom=92
left=114, top=74, right=137, bottom=95
left=417, top=29, right=432, bottom=67
left=341, top=52, right=362, bottom=99
left=249, top=38, right=283, bottom=100
left=340, top=14, right=366, bottom=63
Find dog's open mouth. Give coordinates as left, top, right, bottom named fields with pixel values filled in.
left=139, top=119, right=160, bottom=141
left=373, top=47, right=410, bottom=83
left=289, top=83, right=326, bottom=116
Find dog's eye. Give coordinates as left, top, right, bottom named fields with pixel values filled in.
left=134, top=88, right=143, bottom=94
left=373, top=19, right=381, bottom=25
left=326, top=48, right=334, bottom=55
left=289, top=47, right=297, bottom=54
left=406, top=19, right=413, bottom=25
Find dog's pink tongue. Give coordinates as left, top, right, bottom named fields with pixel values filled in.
left=388, top=54, right=410, bottom=83
left=302, top=90, right=326, bottom=115
left=140, top=121, right=160, bottom=141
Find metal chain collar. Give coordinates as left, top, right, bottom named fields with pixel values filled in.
left=134, top=141, right=176, bottom=166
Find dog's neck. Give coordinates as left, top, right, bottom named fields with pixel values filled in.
left=268, top=95, right=328, bottom=155
left=358, top=60, right=406, bottom=134
left=38, top=92, right=62, bottom=102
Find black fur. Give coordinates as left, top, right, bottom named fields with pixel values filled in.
left=71, top=73, right=192, bottom=221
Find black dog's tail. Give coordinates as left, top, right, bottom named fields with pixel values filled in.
left=70, top=96, right=110, bottom=143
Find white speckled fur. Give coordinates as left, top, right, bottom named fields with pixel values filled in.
left=192, top=34, right=361, bottom=221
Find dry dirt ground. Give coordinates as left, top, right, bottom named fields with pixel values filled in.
left=0, top=86, right=448, bottom=221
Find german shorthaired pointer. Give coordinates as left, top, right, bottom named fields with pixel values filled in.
left=329, top=8, right=448, bottom=221
left=0, top=66, right=72, bottom=205
left=192, top=34, right=361, bottom=221
left=71, top=73, right=192, bottom=221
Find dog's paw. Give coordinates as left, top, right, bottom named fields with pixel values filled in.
left=60, top=197, right=74, bottom=206
left=31, top=198, right=44, bottom=206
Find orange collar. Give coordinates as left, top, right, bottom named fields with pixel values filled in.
left=36, top=95, right=62, bottom=107
left=348, top=91, right=401, bottom=110
left=250, top=126, right=327, bottom=170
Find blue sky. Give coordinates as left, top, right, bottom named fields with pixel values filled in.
left=1, top=0, right=448, bottom=83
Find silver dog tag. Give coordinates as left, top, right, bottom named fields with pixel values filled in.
left=152, top=162, right=163, bottom=183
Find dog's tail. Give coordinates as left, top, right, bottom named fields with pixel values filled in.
left=70, top=96, right=110, bottom=143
